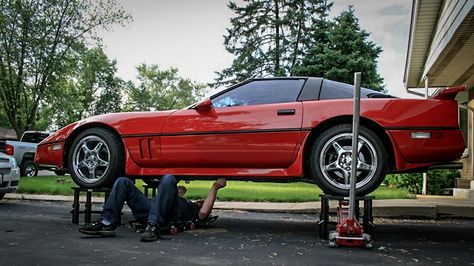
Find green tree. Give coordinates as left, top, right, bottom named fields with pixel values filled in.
left=94, top=77, right=124, bottom=115
left=125, top=64, right=206, bottom=112
left=0, top=104, right=10, bottom=128
left=0, top=0, right=131, bottom=136
left=215, top=0, right=333, bottom=86
left=74, top=46, right=124, bottom=117
left=294, top=6, right=384, bottom=91
left=47, top=46, right=124, bottom=129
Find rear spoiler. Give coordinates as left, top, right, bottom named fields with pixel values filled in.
left=431, top=85, right=466, bottom=100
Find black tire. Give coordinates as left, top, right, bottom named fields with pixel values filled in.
left=310, top=124, right=387, bottom=196
left=54, top=170, right=68, bottom=176
left=20, top=160, right=38, bottom=177
left=0, top=192, right=5, bottom=201
left=67, top=128, right=124, bottom=188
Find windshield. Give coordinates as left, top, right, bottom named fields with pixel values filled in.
left=187, top=86, right=226, bottom=109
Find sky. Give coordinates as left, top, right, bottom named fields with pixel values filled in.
left=100, top=0, right=416, bottom=98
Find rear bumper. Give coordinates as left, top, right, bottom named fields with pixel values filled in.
left=388, top=129, right=465, bottom=171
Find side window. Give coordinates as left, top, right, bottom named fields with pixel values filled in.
left=319, top=80, right=354, bottom=99
left=212, top=79, right=305, bottom=108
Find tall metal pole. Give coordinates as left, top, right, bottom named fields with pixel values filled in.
left=422, top=76, right=429, bottom=195
left=349, top=72, right=361, bottom=220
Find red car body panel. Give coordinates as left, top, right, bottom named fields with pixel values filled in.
left=35, top=80, right=465, bottom=181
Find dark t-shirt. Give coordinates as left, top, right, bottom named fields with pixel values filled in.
left=177, top=197, right=200, bottom=221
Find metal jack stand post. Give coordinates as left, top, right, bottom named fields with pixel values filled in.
left=326, top=72, right=373, bottom=249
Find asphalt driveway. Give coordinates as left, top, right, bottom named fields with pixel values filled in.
left=1, top=199, right=473, bottom=265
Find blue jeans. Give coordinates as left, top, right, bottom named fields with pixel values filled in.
left=100, top=175, right=178, bottom=225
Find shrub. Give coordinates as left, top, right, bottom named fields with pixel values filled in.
left=385, top=173, right=421, bottom=194
left=385, top=169, right=460, bottom=195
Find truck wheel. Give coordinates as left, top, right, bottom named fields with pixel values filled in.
left=21, top=160, right=38, bottom=177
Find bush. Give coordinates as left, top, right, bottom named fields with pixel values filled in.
left=385, top=169, right=460, bottom=195
left=385, top=173, right=421, bottom=194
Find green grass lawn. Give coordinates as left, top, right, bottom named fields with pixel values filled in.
left=17, top=176, right=414, bottom=202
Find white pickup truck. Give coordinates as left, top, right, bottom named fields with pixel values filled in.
left=0, top=131, right=57, bottom=177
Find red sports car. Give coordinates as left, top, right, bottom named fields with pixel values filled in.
left=35, top=77, right=465, bottom=195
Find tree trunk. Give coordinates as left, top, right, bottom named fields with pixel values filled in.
left=274, top=0, right=280, bottom=76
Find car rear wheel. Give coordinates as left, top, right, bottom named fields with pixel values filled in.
left=68, top=128, right=124, bottom=188
left=0, top=192, right=5, bottom=201
left=21, top=160, right=38, bottom=177
left=310, top=124, right=387, bottom=196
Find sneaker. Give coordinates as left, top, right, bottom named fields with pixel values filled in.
left=78, top=221, right=116, bottom=237
left=140, top=223, right=161, bottom=242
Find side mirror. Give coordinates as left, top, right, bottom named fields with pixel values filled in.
left=195, top=98, right=213, bottom=111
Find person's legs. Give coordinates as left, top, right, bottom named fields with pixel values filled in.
left=141, top=174, right=179, bottom=242
left=147, top=174, right=179, bottom=225
left=79, top=177, right=150, bottom=236
left=101, top=177, right=151, bottom=225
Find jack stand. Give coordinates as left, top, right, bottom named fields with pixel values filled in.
left=319, top=194, right=374, bottom=248
left=325, top=72, right=373, bottom=249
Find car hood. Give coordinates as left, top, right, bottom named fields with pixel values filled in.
left=40, top=110, right=176, bottom=145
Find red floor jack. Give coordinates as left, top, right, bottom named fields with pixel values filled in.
left=327, top=72, right=373, bottom=249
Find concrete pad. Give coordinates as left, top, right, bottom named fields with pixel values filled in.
left=453, top=188, right=474, bottom=200
left=5, top=193, right=474, bottom=219
left=373, top=206, right=437, bottom=218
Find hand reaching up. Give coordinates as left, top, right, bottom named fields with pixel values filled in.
left=214, top=178, right=227, bottom=189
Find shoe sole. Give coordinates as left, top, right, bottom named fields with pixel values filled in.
left=140, top=237, right=158, bottom=242
left=78, top=229, right=115, bottom=237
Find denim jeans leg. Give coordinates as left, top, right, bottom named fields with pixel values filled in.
left=147, top=174, right=179, bottom=225
left=100, top=177, right=151, bottom=224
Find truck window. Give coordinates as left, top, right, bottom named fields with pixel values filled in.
left=21, top=133, right=50, bottom=143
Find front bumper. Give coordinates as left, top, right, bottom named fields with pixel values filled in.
left=35, top=142, right=65, bottom=170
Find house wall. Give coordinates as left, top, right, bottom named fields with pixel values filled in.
left=458, top=87, right=474, bottom=187
left=424, top=0, right=474, bottom=80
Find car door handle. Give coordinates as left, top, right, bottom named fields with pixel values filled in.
left=277, top=109, right=296, bottom=115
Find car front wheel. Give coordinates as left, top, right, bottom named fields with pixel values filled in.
left=68, top=128, right=124, bottom=188
left=310, top=124, right=387, bottom=196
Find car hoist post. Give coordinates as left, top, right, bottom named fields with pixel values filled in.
left=326, top=72, right=373, bottom=248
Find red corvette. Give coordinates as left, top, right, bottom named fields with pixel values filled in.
left=35, top=77, right=465, bottom=195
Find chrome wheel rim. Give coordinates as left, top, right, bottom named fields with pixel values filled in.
left=25, top=164, right=36, bottom=177
left=319, top=133, right=377, bottom=190
left=72, top=135, right=110, bottom=184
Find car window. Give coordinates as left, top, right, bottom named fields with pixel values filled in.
left=21, top=133, right=50, bottom=143
left=319, top=79, right=392, bottom=99
left=211, top=79, right=305, bottom=107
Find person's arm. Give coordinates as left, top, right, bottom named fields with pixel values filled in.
left=198, top=178, right=226, bottom=220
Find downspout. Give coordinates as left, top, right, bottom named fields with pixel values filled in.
left=422, top=76, right=429, bottom=195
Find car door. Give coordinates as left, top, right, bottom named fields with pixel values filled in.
left=160, top=79, right=306, bottom=169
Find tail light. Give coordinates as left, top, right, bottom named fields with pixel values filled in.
left=5, top=144, right=14, bottom=155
